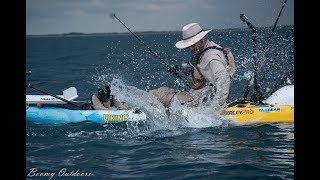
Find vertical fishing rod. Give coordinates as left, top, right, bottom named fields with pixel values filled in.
left=110, top=13, right=185, bottom=82
left=252, top=0, right=288, bottom=103
left=258, top=26, right=293, bottom=98
left=258, top=0, right=288, bottom=71
left=239, top=14, right=261, bottom=103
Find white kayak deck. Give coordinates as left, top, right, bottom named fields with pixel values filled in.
left=26, top=87, right=78, bottom=104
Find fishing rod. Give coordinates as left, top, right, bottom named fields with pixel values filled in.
left=258, top=26, right=293, bottom=99
left=258, top=0, right=288, bottom=72
left=239, top=0, right=288, bottom=104
left=110, top=13, right=186, bottom=83
left=251, top=0, right=288, bottom=103
left=255, top=2, right=290, bottom=100
left=26, top=83, right=84, bottom=109
left=239, top=14, right=261, bottom=103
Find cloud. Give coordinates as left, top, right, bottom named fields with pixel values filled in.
left=26, top=0, right=294, bottom=35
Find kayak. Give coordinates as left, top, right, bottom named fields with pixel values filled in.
left=26, top=85, right=294, bottom=125
left=221, top=85, right=294, bottom=124
left=26, top=103, right=293, bottom=124
left=222, top=102, right=293, bottom=124
left=26, top=105, right=147, bottom=124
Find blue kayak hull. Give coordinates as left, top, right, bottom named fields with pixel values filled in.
left=26, top=106, right=147, bottom=124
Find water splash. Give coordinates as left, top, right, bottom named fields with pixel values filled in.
left=169, top=95, right=229, bottom=128
left=87, top=74, right=232, bottom=139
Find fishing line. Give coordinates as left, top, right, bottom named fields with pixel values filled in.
left=110, top=13, right=186, bottom=82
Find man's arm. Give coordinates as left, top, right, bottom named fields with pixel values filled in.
left=208, top=60, right=231, bottom=107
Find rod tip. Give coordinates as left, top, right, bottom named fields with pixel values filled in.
left=110, top=13, right=116, bottom=18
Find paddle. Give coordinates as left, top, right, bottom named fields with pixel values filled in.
left=26, top=83, right=84, bottom=109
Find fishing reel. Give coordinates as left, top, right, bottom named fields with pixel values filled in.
left=167, top=64, right=189, bottom=90
left=167, top=65, right=182, bottom=74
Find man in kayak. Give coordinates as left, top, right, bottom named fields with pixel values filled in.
left=149, top=23, right=235, bottom=111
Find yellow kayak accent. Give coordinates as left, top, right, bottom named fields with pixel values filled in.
left=221, top=101, right=294, bottom=124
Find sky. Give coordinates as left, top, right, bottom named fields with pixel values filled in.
left=26, top=0, right=294, bottom=35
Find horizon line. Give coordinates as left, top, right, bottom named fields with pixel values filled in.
left=26, top=25, right=293, bottom=37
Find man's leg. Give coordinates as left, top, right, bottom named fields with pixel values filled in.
left=149, top=87, right=194, bottom=107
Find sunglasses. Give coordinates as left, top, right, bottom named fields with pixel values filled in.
left=190, top=43, right=197, bottom=48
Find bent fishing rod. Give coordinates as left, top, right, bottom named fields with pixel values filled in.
left=110, top=13, right=186, bottom=82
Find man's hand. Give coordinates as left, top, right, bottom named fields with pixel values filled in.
left=223, top=47, right=231, bottom=54
left=181, top=63, right=188, bottom=71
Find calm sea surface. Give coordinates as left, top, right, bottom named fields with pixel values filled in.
left=26, top=26, right=294, bottom=179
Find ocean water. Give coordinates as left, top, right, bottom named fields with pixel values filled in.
left=26, top=26, right=294, bottom=179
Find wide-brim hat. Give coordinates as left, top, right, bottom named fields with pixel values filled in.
left=175, top=23, right=212, bottom=49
